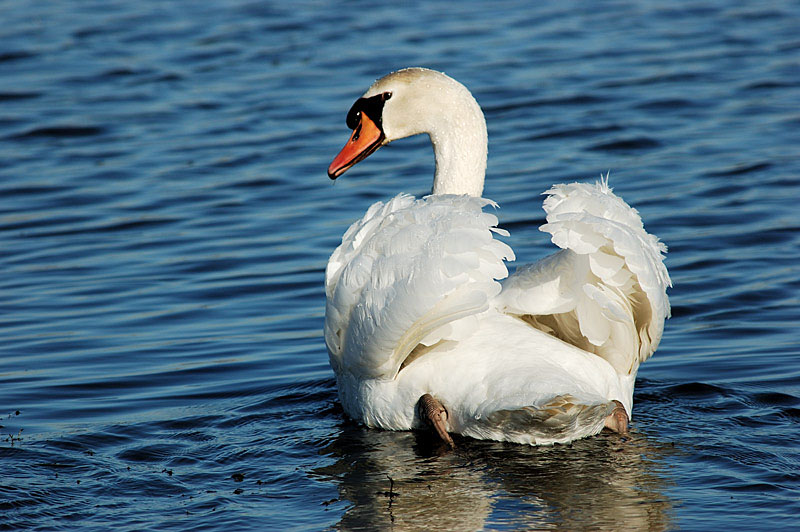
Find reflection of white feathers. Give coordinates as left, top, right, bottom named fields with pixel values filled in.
left=325, top=68, right=670, bottom=445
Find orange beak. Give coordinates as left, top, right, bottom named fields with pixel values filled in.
left=328, top=112, right=385, bottom=179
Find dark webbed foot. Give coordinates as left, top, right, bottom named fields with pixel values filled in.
left=604, top=400, right=629, bottom=434
left=417, top=393, right=455, bottom=449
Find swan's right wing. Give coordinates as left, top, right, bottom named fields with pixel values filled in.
left=496, top=179, right=671, bottom=375
left=325, top=194, right=514, bottom=380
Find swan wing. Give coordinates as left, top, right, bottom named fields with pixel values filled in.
left=326, top=193, right=514, bottom=380
left=496, top=178, right=671, bottom=375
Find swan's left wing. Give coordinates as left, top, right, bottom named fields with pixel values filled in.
left=496, top=179, right=671, bottom=376
left=325, top=194, right=514, bottom=380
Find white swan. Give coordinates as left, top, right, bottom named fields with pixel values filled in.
left=325, top=68, right=670, bottom=446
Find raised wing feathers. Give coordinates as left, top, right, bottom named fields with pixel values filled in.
left=325, top=194, right=514, bottom=379
left=497, top=179, right=671, bottom=375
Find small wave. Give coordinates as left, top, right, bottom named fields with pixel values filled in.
left=484, top=94, right=608, bottom=114
left=0, top=50, right=36, bottom=63
left=0, top=91, right=40, bottom=101
left=13, top=125, right=107, bottom=139
left=588, top=137, right=660, bottom=152
left=526, top=124, right=623, bottom=141
left=634, top=98, right=702, bottom=111
left=704, top=162, right=772, bottom=177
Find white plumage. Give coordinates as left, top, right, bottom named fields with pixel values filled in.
left=325, top=68, right=670, bottom=445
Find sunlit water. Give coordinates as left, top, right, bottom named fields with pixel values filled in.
left=2, top=1, right=799, bottom=530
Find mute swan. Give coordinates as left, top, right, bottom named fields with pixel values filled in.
left=325, top=68, right=670, bottom=446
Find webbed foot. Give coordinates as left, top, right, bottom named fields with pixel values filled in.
left=604, top=400, right=629, bottom=434
left=417, top=393, right=455, bottom=449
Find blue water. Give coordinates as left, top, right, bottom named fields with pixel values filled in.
left=2, top=0, right=799, bottom=529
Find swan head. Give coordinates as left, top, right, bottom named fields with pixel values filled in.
left=327, top=88, right=392, bottom=180
left=328, top=68, right=488, bottom=196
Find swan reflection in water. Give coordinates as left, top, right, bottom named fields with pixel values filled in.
left=313, top=424, right=674, bottom=531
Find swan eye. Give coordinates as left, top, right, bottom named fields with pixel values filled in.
left=345, top=93, right=389, bottom=130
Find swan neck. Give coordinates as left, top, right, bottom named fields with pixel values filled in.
left=430, top=125, right=487, bottom=196
left=429, top=104, right=487, bottom=197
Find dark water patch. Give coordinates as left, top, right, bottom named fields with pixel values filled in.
left=665, top=304, right=693, bottom=319
left=171, top=257, right=243, bottom=276
left=63, top=153, right=132, bottom=165
left=235, top=379, right=336, bottom=412
left=698, top=442, right=792, bottom=476
left=72, top=23, right=124, bottom=40
left=208, top=153, right=263, bottom=168
left=179, top=47, right=242, bottom=64
left=635, top=98, right=703, bottom=111
left=588, top=137, right=661, bottom=152
left=727, top=8, right=789, bottom=21
left=179, top=99, right=224, bottom=111
left=703, top=181, right=750, bottom=198
left=34, top=217, right=179, bottom=238
left=725, top=227, right=798, bottom=247
left=262, top=387, right=336, bottom=411
left=526, top=124, right=623, bottom=141
left=657, top=209, right=767, bottom=233
left=117, top=443, right=189, bottom=463
left=12, top=125, right=107, bottom=139
left=704, top=161, right=772, bottom=177
left=66, top=69, right=150, bottom=85
left=484, top=94, right=609, bottom=115
left=129, top=71, right=185, bottom=85
left=0, top=213, right=95, bottom=235
left=0, top=91, right=41, bottom=101
left=674, top=256, right=729, bottom=272
left=213, top=412, right=272, bottom=430
left=164, top=134, right=289, bottom=154
left=0, top=183, right=72, bottom=198
left=150, top=416, right=226, bottom=435
left=186, top=277, right=319, bottom=303
left=225, top=176, right=284, bottom=189
left=156, top=378, right=279, bottom=404
left=598, top=71, right=712, bottom=88
left=741, top=80, right=796, bottom=91
left=723, top=482, right=790, bottom=494
left=30, top=190, right=121, bottom=210
left=735, top=407, right=800, bottom=429
left=775, top=407, right=800, bottom=424
left=0, top=50, right=36, bottom=63
left=101, top=67, right=145, bottom=78
left=664, top=382, right=729, bottom=399
left=0, top=487, right=56, bottom=512
left=778, top=40, right=800, bottom=52
left=750, top=392, right=800, bottom=408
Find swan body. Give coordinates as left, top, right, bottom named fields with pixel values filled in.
left=326, top=68, right=670, bottom=445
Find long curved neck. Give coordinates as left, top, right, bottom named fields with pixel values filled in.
left=429, top=104, right=487, bottom=197
left=429, top=90, right=487, bottom=197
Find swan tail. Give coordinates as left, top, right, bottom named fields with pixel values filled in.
left=466, top=394, right=617, bottom=445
